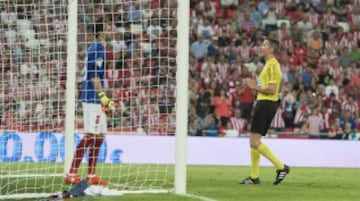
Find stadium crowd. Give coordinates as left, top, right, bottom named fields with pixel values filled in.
left=188, top=0, right=360, bottom=139
left=0, top=0, right=359, bottom=140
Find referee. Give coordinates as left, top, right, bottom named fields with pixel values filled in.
left=240, top=38, right=290, bottom=185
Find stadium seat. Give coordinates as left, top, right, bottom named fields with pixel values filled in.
left=25, top=39, right=40, bottom=49
left=277, top=19, right=291, bottom=29
left=337, top=22, right=350, bottom=32
left=116, top=27, right=126, bottom=33
left=130, top=24, right=143, bottom=34
left=20, top=29, right=36, bottom=41
left=140, top=42, right=152, bottom=53
left=17, top=19, right=32, bottom=30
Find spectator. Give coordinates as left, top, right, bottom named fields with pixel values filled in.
left=215, top=54, right=231, bottom=81
left=212, top=87, right=232, bottom=127
left=342, top=96, right=359, bottom=118
left=338, top=47, right=352, bottom=67
left=297, top=15, right=314, bottom=34
left=191, top=34, right=208, bottom=61
left=283, top=88, right=297, bottom=128
left=203, top=114, right=219, bottom=137
left=271, top=103, right=285, bottom=132
left=262, top=3, right=278, bottom=32
left=304, top=106, right=322, bottom=136
left=240, top=12, right=255, bottom=33
left=110, top=32, right=127, bottom=54
left=229, top=108, right=247, bottom=135
left=195, top=91, right=213, bottom=125
left=320, top=105, right=333, bottom=133
left=126, top=2, right=141, bottom=22
left=188, top=117, right=203, bottom=136
left=327, top=118, right=344, bottom=139
left=325, top=78, right=339, bottom=98
left=147, top=19, right=163, bottom=41
left=200, top=56, right=216, bottom=79
left=340, top=109, right=357, bottom=131
left=250, top=4, right=262, bottom=29
left=307, top=31, right=323, bottom=63
left=197, top=18, right=214, bottom=40
left=323, top=92, right=342, bottom=118
left=200, top=0, right=216, bottom=20
left=343, top=122, right=358, bottom=140
left=236, top=72, right=255, bottom=120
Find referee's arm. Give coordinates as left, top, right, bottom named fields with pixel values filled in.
left=246, top=80, right=277, bottom=95
left=252, top=83, right=277, bottom=95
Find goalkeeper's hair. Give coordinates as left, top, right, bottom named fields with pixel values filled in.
left=94, top=18, right=104, bottom=39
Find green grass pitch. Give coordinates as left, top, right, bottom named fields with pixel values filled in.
left=1, top=165, right=360, bottom=201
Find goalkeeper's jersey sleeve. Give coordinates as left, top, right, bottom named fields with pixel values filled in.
left=81, top=41, right=106, bottom=104
left=256, top=57, right=282, bottom=102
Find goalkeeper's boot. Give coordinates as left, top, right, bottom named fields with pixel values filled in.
left=239, top=176, right=260, bottom=184
left=86, top=175, right=108, bottom=185
left=273, top=164, right=290, bottom=185
left=64, top=174, right=81, bottom=185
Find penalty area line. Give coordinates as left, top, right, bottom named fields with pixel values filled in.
left=179, top=193, right=217, bottom=201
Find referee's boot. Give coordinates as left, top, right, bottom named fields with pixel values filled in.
left=273, top=164, right=290, bottom=185
left=239, top=176, right=260, bottom=185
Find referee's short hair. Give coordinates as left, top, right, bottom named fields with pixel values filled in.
left=265, top=37, right=281, bottom=55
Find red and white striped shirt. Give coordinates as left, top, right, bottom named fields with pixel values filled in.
left=229, top=117, right=247, bottom=134
left=294, top=103, right=310, bottom=125
left=328, top=65, right=343, bottom=81
left=308, top=12, right=320, bottom=25
left=320, top=111, right=333, bottom=130
left=271, top=108, right=285, bottom=129
left=216, top=62, right=230, bottom=81
left=323, top=14, right=337, bottom=27
left=274, top=1, right=286, bottom=15
left=214, top=23, right=230, bottom=37
left=237, top=45, right=253, bottom=62
left=281, top=37, right=294, bottom=53
left=342, top=101, right=359, bottom=116
left=339, top=35, right=357, bottom=50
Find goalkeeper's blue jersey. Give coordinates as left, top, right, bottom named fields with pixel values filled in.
left=81, top=41, right=106, bottom=104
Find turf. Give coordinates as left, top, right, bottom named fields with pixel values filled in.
left=1, top=165, right=360, bottom=201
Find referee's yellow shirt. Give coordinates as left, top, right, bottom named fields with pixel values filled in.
left=257, top=57, right=282, bottom=101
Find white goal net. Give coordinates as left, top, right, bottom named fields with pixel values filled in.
left=0, top=0, right=184, bottom=199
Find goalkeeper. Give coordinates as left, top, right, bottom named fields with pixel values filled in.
left=65, top=20, right=112, bottom=186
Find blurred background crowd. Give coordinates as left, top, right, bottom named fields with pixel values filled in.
left=0, top=0, right=359, bottom=140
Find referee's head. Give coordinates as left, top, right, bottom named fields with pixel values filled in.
left=266, top=37, right=280, bottom=54
left=260, top=37, right=281, bottom=58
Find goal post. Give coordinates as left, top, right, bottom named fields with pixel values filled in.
left=0, top=0, right=189, bottom=199
left=175, top=0, right=189, bottom=195
left=64, top=0, right=77, bottom=176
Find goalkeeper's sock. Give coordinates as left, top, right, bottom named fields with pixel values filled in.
left=69, top=137, right=91, bottom=174
left=88, top=137, right=104, bottom=175
left=250, top=148, right=260, bottom=179
left=257, top=143, right=284, bottom=170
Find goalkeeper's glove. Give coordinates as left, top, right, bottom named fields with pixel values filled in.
left=98, top=92, right=111, bottom=106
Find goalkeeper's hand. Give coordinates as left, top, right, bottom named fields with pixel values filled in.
left=98, top=92, right=111, bottom=106
left=99, top=92, right=115, bottom=116
left=102, top=102, right=115, bottom=116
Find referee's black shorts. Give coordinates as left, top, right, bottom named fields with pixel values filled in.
left=250, top=100, right=278, bottom=136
